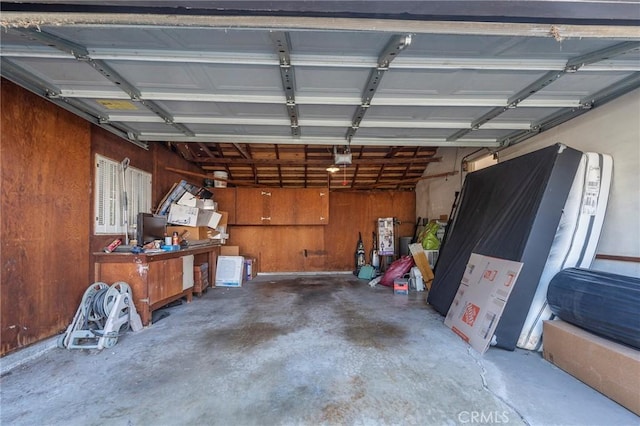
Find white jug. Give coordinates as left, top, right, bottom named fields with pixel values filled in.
left=410, top=267, right=424, bottom=292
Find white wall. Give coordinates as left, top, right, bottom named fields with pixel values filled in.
left=415, top=147, right=477, bottom=222
left=418, top=88, right=640, bottom=276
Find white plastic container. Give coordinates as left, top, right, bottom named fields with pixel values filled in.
left=409, top=267, right=424, bottom=292
left=213, top=171, right=228, bottom=188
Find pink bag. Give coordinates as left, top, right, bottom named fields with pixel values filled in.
left=380, top=256, right=415, bottom=287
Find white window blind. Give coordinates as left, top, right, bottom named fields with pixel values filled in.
left=94, top=154, right=152, bottom=235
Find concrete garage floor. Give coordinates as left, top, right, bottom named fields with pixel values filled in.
left=1, top=274, right=637, bottom=426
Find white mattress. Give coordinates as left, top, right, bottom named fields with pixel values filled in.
left=516, top=152, right=613, bottom=350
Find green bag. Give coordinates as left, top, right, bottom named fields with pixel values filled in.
left=419, top=221, right=441, bottom=250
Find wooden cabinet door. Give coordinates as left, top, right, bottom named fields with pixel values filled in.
left=164, top=257, right=184, bottom=298
left=294, top=188, right=329, bottom=225
left=267, top=188, right=297, bottom=225
left=235, top=188, right=269, bottom=224
left=147, top=261, right=165, bottom=305
left=148, top=258, right=183, bottom=303
left=212, top=188, right=237, bottom=224
left=234, top=188, right=330, bottom=225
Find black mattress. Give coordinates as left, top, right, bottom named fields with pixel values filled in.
left=428, top=143, right=583, bottom=350
left=547, top=268, right=640, bottom=349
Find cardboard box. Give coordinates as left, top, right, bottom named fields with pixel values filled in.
left=176, top=192, right=217, bottom=211
left=444, top=253, right=523, bottom=354
left=176, top=191, right=198, bottom=207
left=167, top=203, right=222, bottom=228
left=211, top=211, right=229, bottom=242
left=543, top=320, right=640, bottom=415
left=166, top=226, right=218, bottom=241
left=243, top=257, right=258, bottom=280
left=221, top=246, right=240, bottom=256
left=215, top=256, right=245, bottom=287
left=393, top=278, right=409, bottom=295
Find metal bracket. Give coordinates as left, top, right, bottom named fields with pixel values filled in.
left=449, top=41, right=640, bottom=143
left=498, top=71, right=640, bottom=148
left=17, top=28, right=193, bottom=138
left=345, top=34, right=412, bottom=143
left=565, top=41, right=640, bottom=72
left=270, top=31, right=301, bottom=137
left=377, top=34, right=412, bottom=70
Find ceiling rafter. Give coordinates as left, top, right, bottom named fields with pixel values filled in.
left=275, top=144, right=284, bottom=188
left=212, top=144, right=231, bottom=179
left=232, top=143, right=251, bottom=159
left=398, top=147, right=421, bottom=189
left=175, top=143, right=194, bottom=160
left=243, top=144, right=258, bottom=184
left=302, top=145, right=308, bottom=189
left=356, top=171, right=459, bottom=190
left=349, top=146, right=366, bottom=188
left=374, top=163, right=386, bottom=186
left=196, top=142, right=216, bottom=159
left=385, top=147, right=404, bottom=158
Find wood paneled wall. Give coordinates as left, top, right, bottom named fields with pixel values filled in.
left=1, top=79, right=91, bottom=355
left=1, top=80, right=204, bottom=355
left=324, top=191, right=416, bottom=271
left=89, top=129, right=202, bottom=254
left=220, top=190, right=416, bottom=272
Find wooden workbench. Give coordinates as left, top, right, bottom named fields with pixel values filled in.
left=93, top=244, right=220, bottom=326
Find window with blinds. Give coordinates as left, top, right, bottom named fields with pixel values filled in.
left=94, top=154, right=152, bottom=235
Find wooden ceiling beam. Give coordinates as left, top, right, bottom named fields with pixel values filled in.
left=360, top=171, right=459, bottom=189
left=303, top=144, right=308, bottom=189
left=173, top=143, right=195, bottom=161
left=398, top=146, right=420, bottom=189
left=244, top=144, right=258, bottom=184
left=385, top=146, right=403, bottom=158
left=196, top=142, right=217, bottom=159
left=350, top=145, right=365, bottom=189
left=276, top=144, right=283, bottom=188
left=233, top=143, right=252, bottom=159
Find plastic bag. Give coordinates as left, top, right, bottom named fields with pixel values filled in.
left=419, top=221, right=441, bottom=250
left=380, top=256, right=415, bottom=287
